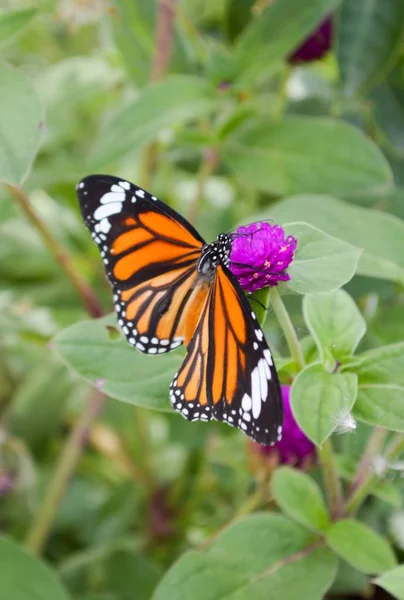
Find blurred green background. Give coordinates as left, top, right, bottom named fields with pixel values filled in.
left=1, top=0, right=404, bottom=598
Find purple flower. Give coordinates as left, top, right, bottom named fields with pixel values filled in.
left=229, top=222, right=297, bottom=293
left=249, top=386, right=315, bottom=469
left=288, top=18, right=333, bottom=64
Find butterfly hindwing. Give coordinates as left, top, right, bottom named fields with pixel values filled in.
left=77, top=175, right=205, bottom=354
left=170, top=265, right=283, bottom=445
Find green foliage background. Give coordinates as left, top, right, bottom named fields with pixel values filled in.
left=1, top=0, right=404, bottom=598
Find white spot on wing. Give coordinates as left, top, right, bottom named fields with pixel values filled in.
left=100, top=219, right=111, bottom=233
left=258, top=358, right=268, bottom=403
left=251, top=366, right=261, bottom=419
left=241, top=393, right=252, bottom=412
left=263, top=349, right=273, bottom=366
left=100, top=190, right=125, bottom=204
left=94, top=202, right=122, bottom=221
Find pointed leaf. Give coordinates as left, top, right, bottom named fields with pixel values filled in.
left=326, top=519, right=396, bottom=575
left=269, top=195, right=404, bottom=285
left=303, top=290, right=366, bottom=362
left=291, top=364, right=357, bottom=445
left=272, top=467, right=330, bottom=532
left=153, top=514, right=337, bottom=600
left=347, top=342, right=404, bottom=386
left=374, top=565, right=404, bottom=600
left=53, top=315, right=180, bottom=411
left=283, top=222, right=361, bottom=294
left=354, top=384, right=404, bottom=431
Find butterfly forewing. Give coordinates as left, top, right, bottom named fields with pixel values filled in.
left=77, top=175, right=205, bottom=354
left=170, top=265, right=283, bottom=446
left=77, top=174, right=284, bottom=446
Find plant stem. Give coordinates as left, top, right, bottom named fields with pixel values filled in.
left=6, top=183, right=103, bottom=318
left=187, top=148, right=218, bottom=225
left=346, top=432, right=404, bottom=515
left=8, top=185, right=108, bottom=554
left=347, top=427, right=388, bottom=500
left=317, top=438, right=344, bottom=519
left=139, top=0, right=177, bottom=189
left=25, top=390, right=106, bottom=555
left=269, top=287, right=305, bottom=371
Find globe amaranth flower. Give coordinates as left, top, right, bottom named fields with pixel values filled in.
left=288, top=17, right=333, bottom=64
left=229, top=222, right=297, bottom=293
left=251, top=385, right=315, bottom=468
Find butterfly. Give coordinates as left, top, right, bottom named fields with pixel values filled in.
left=76, top=174, right=283, bottom=445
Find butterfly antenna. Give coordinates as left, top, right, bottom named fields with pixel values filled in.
left=248, top=296, right=266, bottom=312
left=229, top=218, right=274, bottom=237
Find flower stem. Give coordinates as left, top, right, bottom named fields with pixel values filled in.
left=6, top=183, right=103, bottom=318
left=139, top=0, right=177, bottom=189
left=347, top=427, right=388, bottom=502
left=317, top=438, right=344, bottom=519
left=268, top=287, right=305, bottom=371
left=346, top=432, right=404, bottom=516
left=25, top=390, right=105, bottom=555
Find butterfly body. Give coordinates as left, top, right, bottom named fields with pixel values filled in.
left=77, top=175, right=283, bottom=445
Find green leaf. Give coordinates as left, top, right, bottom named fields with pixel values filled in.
left=271, top=467, right=330, bottom=532
left=372, top=83, right=404, bottom=158
left=53, top=315, right=180, bottom=411
left=10, top=359, right=74, bottom=450
left=105, top=548, right=161, bottom=600
left=0, top=63, right=43, bottom=185
left=0, top=8, right=36, bottom=46
left=346, top=342, right=404, bottom=386
left=291, top=364, right=357, bottom=445
left=269, top=195, right=404, bottom=285
left=354, top=384, right=404, bottom=431
left=111, top=0, right=156, bottom=87
left=153, top=514, right=337, bottom=600
left=374, top=565, right=404, bottom=600
left=91, top=75, right=219, bottom=166
left=283, top=223, right=361, bottom=294
left=303, top=290, right=366, bottom=362
left=0, top=536, right=70, bottom=600
left=235, top=0, right=341, bottom=84
left=225, top=0, right=254, bottom=42
left=330, top=560, right=369, bottom=596
left=326, top=519, right=397, bottom=575
left=337, top=0, right=404, bottom=95
left=224, top=117, right=392, bottom=196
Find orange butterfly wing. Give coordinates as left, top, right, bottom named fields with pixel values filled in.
left=77, top=175, right=205, bottom=353
left=170, top=265, right=283, bottom=445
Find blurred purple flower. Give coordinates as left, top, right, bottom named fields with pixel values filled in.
left=289, top=18, right=333, bottom=64
left=249, top=386, right=315, bottom=469
left=263, top=385, right=315, bottom=466
left=229, top=222, right=297, bottom=293
left=0, top=473, right=14, bottom=497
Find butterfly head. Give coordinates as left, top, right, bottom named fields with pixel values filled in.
left=198, top=233, right=232, bottom=280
